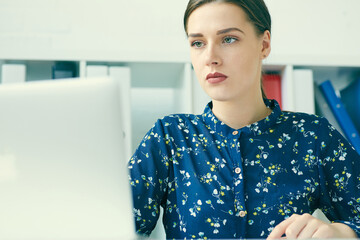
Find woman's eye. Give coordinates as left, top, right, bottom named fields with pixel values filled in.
left=191, top=41, right=204, bottom=48
left=223, top=36, right=238, bottom=44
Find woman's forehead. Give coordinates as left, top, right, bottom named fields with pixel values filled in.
left=187, top=2, right=250, bottom=35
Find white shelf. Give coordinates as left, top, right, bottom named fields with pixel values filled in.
left=0, top=49, right=191, bottom=64
left=265, top=54, right=360, bottom=68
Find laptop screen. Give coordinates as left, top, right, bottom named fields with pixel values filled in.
left=0, top=77, right=135, bottom=240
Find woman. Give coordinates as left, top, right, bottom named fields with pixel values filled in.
left=128, top=0, right=360, bottom=238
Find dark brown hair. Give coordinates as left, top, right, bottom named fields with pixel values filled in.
left=184, top=0, right=271, bottom=36
left=184, top=0, right=271, bottom=99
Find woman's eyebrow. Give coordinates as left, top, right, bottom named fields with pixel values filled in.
left=217, top=27, right=245, bottom=35
left=188, top=33, right=203, bottom=38
left=188, top=27, right=245, bottom=38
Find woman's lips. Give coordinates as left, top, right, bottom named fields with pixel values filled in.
left=206, top=72, right=228, bottom=84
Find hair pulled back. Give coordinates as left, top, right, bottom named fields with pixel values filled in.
left=184, top=0, right=271, bottom=36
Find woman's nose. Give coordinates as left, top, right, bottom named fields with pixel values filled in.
left=205, top=44, right=222, bottom=66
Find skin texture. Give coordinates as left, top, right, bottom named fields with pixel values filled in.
left=187, top=2, right=271, bottom=130
left=267, top=213, right=357, bottom=239
left=187, top=2, right=357, bottom=239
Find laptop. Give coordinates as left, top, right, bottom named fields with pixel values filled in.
left=0, top=77, right=136, bottom=240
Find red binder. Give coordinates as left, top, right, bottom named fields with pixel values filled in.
left=262, top=74, right=282, bottom=109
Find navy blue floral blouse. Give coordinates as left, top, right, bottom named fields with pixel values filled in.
left=128, top=99, right=360, bottom=239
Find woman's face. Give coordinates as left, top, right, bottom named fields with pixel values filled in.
left=187, top=2, right=270, bottom=103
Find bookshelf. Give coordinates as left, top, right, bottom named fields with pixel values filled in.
left=1, top=60, right=359, bottom=239
left=1, top=60, right=359, bottom=153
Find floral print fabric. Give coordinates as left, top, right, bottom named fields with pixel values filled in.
left=128, top=99, right=360, bottom=239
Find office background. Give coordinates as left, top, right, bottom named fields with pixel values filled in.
left=1, top=0, right=360, bottom=238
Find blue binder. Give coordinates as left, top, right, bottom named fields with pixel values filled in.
left=52, top=61, right=77, bottom=79
left=319, top=80, right=360, bottom=155
left=341, top=78, right=360, bottom=133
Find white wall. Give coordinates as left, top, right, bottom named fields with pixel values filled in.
left=0, top=0, right=359, bottom=63
left=0, top=0, right=189, bottom=61
left=266, top=0, right=360, bottom=64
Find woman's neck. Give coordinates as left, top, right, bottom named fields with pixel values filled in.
left=211, top=95, right=272, bottom=130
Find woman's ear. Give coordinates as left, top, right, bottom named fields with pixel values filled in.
left=261, top=30, right=271, bottom=59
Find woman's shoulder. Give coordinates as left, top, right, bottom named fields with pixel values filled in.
left=152, top=113, right=204, bottom=130
left=160, top=112, right=201, bottom=123
left=281, top=110, right=328, bottom=123
left=278, top=110, right=333, bottom=131
left=274, top=111, right=343, bottom=148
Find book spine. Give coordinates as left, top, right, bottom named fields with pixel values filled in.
left=52, top=62, right=77, bottom=79
left=293, top=69, right=315, bottom=114
left=263, top=73, right=282, bottom=108
left=340, top=78, right=360, bottom=133
left=314, top=85, right=344, bottom=136
left=86, top=65, right=108, bottom=77
left=319, top=80, right=360, bottom=154
left=281, top=65, right=295, bottom=112
left=1, top=64, right=26, bottom=84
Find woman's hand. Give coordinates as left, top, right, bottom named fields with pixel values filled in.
left=267, top=213, right=357, bottom=239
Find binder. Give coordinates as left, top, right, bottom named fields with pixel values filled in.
left=1, top=64, right=26, bottom=84
left=86, top=65, right=108, bottom=77
left=281, top=65, right=295, bottom=112
left=319, top=80, right=360, bottom=154
left=293, top=69, right=315, bottom=114
left=341, top=78, right=360, bottom=133
left=314, top=85, right=344, bottom=136
left=263, top=73, right=282, bottom=109
left=52, top=62, right=77, bottom=79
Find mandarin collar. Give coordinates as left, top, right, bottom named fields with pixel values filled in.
left=201, top=99, right=282, bottom=139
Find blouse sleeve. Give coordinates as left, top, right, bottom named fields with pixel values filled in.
left=128, top=119, right=172, bottom=236
left=317, top=118, right=360, bottom=236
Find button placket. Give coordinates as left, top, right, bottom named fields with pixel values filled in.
left=229, top=130, right=247, bottom=227
left=239, top=211, right=246, bottom=218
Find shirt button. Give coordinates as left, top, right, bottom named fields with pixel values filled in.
left=239, top=211, right=246, bottom=217
left=232, top=130, right=238, bottom=135
left=235, top=167, right=241, bottom=174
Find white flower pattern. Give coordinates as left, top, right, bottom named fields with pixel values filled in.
left=128, top=100, right=360, bottom=239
